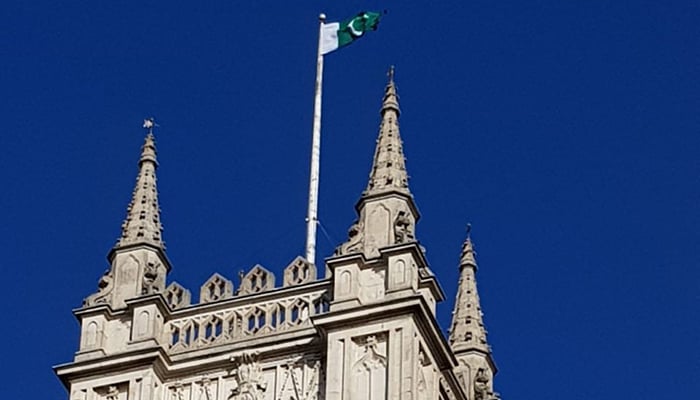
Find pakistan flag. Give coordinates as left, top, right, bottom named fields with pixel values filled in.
left=320, top=12, right=382, bottom=55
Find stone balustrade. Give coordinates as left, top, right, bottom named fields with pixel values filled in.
left=165, top=285, right=329, bottom=353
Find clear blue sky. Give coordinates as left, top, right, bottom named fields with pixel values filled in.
left=0, top=1, right=697, bottom=399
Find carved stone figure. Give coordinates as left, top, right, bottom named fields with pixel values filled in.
left=393, top=211, right=413, bottom=244
left=142, top=261, right=160, bottom=295
left=83, top=269, right=114, bottom=306
left=105, top=386, right=119, bottom=400
left=229, top=353, right=267, bottom=400
left=335, top=220, right=364, bottom=255
left=473, top=369, right=490, bottom=400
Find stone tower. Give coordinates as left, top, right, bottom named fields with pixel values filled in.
left=55, top=73, right=500, bottom=400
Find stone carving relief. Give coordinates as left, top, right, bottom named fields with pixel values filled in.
left=473, top=368, right=499, bottom=400
left=351, top=334, right=387, bottom=400
left=358, top=268, right=385, bottom=304
left=283, top=257, right=317, bottom=287
left=142, top=261, right=162, bottom=295
left=83, top=269, right=115, bottom=306
left=334, top=220, right=364, bottom=256
left=98, top=383, right=126, bottom=400
left=106, top=386, right=120, bottom=400
left=239, top=265, right=275, bottom=295
left=276, top=359, right=321, bottom=400
left=165, top=282, right=192, bottom=309
left=200, top=273, right=234, bottom=303
left=393, top=210, right=414, bottom=244
left=229, top=353, right=268, bottom=400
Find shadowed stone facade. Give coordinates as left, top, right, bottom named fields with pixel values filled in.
left=55, top=73, right=501, bottom=400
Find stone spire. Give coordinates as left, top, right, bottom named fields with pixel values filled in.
left=449, top=227, right=490, bottom=354
left=335, top=68, right=420, bottom=259
left=450, top=226, right=499, bottom=400
left=115, top=130, right=164, bottom=250
left=84, top=120, right=170, bottom=309
left=364, top=66, right=411, bottom=197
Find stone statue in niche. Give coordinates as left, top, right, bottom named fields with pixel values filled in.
left=142, top=261, right=160, bottom=295
left=83, top=269, right=114, bottom=306
left=393, top=211, right=413, bottom=244
left=335, top=220, right=364, bottom=255
left=229, top=353, right=267, bottom=400
left=105, top=386, right=119, bottom=400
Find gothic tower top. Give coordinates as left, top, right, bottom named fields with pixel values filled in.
left=83, top=120, right=170, bottom=309
left=115, top=122, right=165, bottom=251
left=335, top=69, right=421, bottom=258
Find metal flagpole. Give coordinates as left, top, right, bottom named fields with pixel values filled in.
left=305, top=13, right=327, bottom=265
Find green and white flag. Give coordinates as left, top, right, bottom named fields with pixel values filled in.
left=320, top=11, right=382, bottom=55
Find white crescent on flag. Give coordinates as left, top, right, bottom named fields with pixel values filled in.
left=348, top=16, right=364, bottom=37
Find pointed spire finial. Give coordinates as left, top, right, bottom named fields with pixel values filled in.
left=381, top=66, right=400, bottom=116
left=115, top=124, right=165, bottom=250
left=460, top=224, right=477, bottom=268
left=143, top=117, right=156, bottom=135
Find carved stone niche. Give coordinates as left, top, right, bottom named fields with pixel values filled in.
left=283, top=256, right=317, bottom=287
left=165, top=281, right=191, bottom=309
left=238, top=265, right=275, bottom=295
left=349, top=334, right=388, bottom=400
left=200, top=273, right=234, bottom=303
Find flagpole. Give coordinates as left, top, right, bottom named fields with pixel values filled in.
left=305, top=13, right=326, bottom=266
